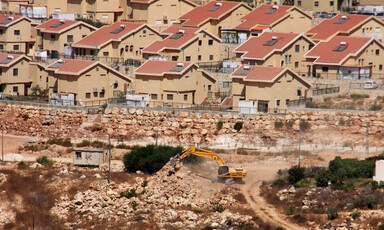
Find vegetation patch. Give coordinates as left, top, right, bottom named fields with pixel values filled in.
left=36, top=156, right=55, bottom=167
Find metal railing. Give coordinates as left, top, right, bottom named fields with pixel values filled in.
left=288, top=98, right=313, bottom=107
left=312, top=87, right=340, bottom=96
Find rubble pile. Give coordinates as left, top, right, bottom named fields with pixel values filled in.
left=51, top=163, right=256, bottom=229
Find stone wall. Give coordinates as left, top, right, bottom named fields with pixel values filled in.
left=1, top=104, right=384, bottom=148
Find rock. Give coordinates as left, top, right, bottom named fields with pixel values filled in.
left=302, top=205, right=309, bottom=211
left=30, top=162, right=42, bottom=169
left=0, top=173, right=6, bottom=183
left=211, top=222, right=219, bottom=228
left=80, top=175, right=86, bottom=179
left=95, top=174, right=101, bottom=179
left=288, top=186, right=296, bottom=193
left=3, top=154, right=24, bottom=162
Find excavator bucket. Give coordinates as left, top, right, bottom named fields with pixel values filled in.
left=170, top=157, right=178, bottom=169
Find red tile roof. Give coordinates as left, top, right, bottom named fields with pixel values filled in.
left=235, top=32, right=305, bottom=60
left=306, top=14, right=372, bottom=41
left=73, top=22, right=144, bottom=48
left=143, top=26, right=203, bottom=53
left=0, top=53, right=27, bottom=67
left=305, top=36, right=374, bottom=65
left=134, top=60, right=195, bottom=76
left=232, top=65, right=310, bottom=87
left=0, top=14, right=27, bottom=27
left=36, top=19, right=89, bottom=34
left=235, top=5, right=296, bottom=30
left=179, top=1, right=249, bottom=27
left=46, top=58, right=96, bottom=75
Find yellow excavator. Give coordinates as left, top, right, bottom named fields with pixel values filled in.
left=170, top=147, right=246, bottom=182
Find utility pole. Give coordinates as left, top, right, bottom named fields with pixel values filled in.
left=108, top=135, right=111, bottom=184
left=1, top=127, right=3, bottom=163
left=298, top=126, right=302, bottom=167
left=365, top=121, right=369, bottom=159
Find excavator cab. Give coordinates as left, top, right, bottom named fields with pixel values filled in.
left=218, top=165, right=229, bottom=176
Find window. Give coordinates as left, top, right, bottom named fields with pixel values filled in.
left=297, top=0, right=301, bottom=6
left=322, top=67, right=328, bottom=72
left=184, top=94, right=188, bottom=101
left=379, top=65, right=383, bottom=71
left=103, top=52, right=109, bottom=56
left=314, top=1, right=319, bottom=7
left=67, top=35, right=73, bottom=42
left=167, top=94, right=173, bottom=100
left=295, top=62, right=299, bottom=68
left=151, top=94, right=157, bottom=100
left=0, top=68, right=2, bottom=76
left=113, top=82, right=118, bottom=89
left=186, top=56, right=191, bottom=61
left=198, top=55, right=201, bottom=61
left=198, top=40, right=202, bottom=46
left=102, top=15, right=108, bottom=21
left=376, top=49, right=380, bottom=55
left=223, top=82, right=231, bottom=88
left=13, top=68, right=18, bottom=76
left=250, top=61, right=256, bottom=66
left=286, top=99, right=290, bottom=105
left=100, top=92, right=105, bottom=98
left=297, top=90, right=302, bottom=96
left=330, top=1, right=334, bottom=6
left=13, top=45, right=19, bottom=50
left=208, top=39, right=213, bottom=46
left=172, top=56, right=178, bottom=61
left=50, top=34, right=56, bottom=40
left=209, top=55, right=213, bottom=60
left=13, top=86, right=18, bottom=92
left=295, top=45, right=299, bottom=53
left=85, top=93, right=91, bottom=98
left=0, top=30, right=3, bottom=34
left=75, top=152, right=82, bottom=159
left=14, top=30, right=20, bottom=35
left=208, top=85, right=212, bottom=91
left=130, top=45, right=133, bottom=52
left=156, top=20, right=162, bottom=25
left=288, top=55, right=291, bottom=64
left=276, top=100, right=280, bottom=106
left=0, top=44, right=3, bottom=50
left=143, top=30, right=146, bottom=34
left=82, top=35, right=86, bottom=38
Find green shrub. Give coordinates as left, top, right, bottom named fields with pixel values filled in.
left=217, top=120, right=223, bottom=130
left=305, top=166, right=323, bottom=178
left=24, top=144, right=39, bottom=152
left=234, top=121, right=243, bottom=132
left=288, top=165, right=306, bottom=185
left=352, top=211, right=360, bottom=219
left=370, top=104, right=382, bottom=111
left=47, top=138, right=73, bottom=147
left=120, top=189, right=138, bottom=199
left=272, top=178, right=287, bottom=187
left=299, top=120, right=311, bottom=131
left=285, top=120, right=294, bottom=129
left=286, top=206, right=295, bottom=215
left=180, top=154, right=204, bottom=164
left=130, top=201, right=138, bottom=210
left=115, top=143, right=131, bottom=149
left=213, top=204, right=224, bottom=213
left=142, top=180, right=149, bottom=188
left=329, top=157, right=375, bottom=179
left=193, top=209, right=204, bottom=214
left=36, top=156, right=55, bottom=167
left=123, top=145, right=183, bottom=174
left=350, top=94, right=369, bottom=100
left=327, top=208, right=339, bottom=220
left=274, top=121, right=284, bottom=129
left=76, top=140, right=91, bottom=147
left=352, top=197, right=377, bottom=209
left=371, top=181, right=379, bottom=190
left=22, top=113, right=30, bottom=120
left=295, top=179, right=312, bottom=188
left=315, top=169, right=330, bottom=187
left=91, top=140, right=107, bottom=148
left=338, top=118, right=345, bottom=126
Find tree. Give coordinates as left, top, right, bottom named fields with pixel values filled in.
left=287, top=165, right=306, bottom=185
left=315, top=169, right=330, bottom=187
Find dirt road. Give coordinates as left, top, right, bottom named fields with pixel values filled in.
left=239, top=162, right=306, bottom=230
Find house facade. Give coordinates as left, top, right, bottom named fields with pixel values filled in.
left=134, top=60, right=216, bottom=105
left=306, top=14, right=384, bottom=42
left=232, top=5, right=312, bottom=44
left=35, top=19, right=96, bottom=57
left=72, top=22, right=163, bottom=61
left=305, top=36, right=384, bottom=80
left=45, top=58, right=132, bottom=104
left=231, top=65, right=311, bottom=112
left=0, top=53, right=32, bottom=96
left=0, top=15, right=34, bottom=55
left=234, top=32, right=315, bottom=75
left=142, top=26, right=221, bottom=63
left=294, top=0, right=341, bottom=12
left=178, top=1, right=252, bottom=37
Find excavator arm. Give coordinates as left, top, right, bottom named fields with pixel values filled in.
left=174, top=146, right=225, bottom=165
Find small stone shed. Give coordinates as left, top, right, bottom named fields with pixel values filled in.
left=73, top=149, right=107, bottom=167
